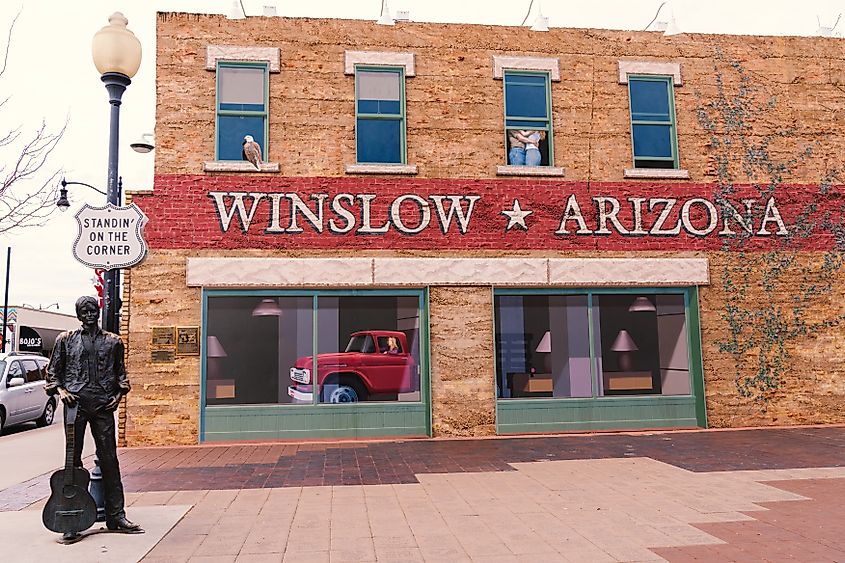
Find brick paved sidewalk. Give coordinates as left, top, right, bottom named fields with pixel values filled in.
left=119, top=426, right=845, bottom=492
left=5, top=426, right=845, bottom=562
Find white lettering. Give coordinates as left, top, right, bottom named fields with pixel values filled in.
left=718, top=199, right=755, bottom=236
left=681, top=198, right=719, bottom=236
left=629, top=198, right=648, bottom=235
left=649, top=198, right=681, bottom=235
left=209, top=191, right=266, bottom=232
left=594, top=197, right=630, bottom=235
left=555, top=194, right=592, bottom=235
left=757, top=197, right=788, bottom=236
left=391, top=194, right=431, bottom=234
left=430, top=195, right=479, bottom=234
left=265, top=193, right=287, bottom=233
left=357, top=194, right=390, bottom=234
left=329, top=194, right=356, bottom=234
left=287, top=193, right=326, bottom=233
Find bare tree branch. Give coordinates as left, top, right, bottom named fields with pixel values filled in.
left=0, top=8, right=65, bottom=235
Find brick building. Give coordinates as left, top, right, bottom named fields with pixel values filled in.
left=123, top=12, right=845, bottom=445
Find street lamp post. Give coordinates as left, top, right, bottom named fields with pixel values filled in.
left=91, top=12, right=142, bottom=335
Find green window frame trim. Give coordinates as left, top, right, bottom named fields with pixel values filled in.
left=627, top=74, right=679, bottom=169
left=354, top=65, right=408, bottom=165
left=502, top=69, right=555, bottom=166
left=492, top=287, right=707, bottom=430
left=214, top=60, right=270, bottom=162
left=199, top=288, right=431, bottom=441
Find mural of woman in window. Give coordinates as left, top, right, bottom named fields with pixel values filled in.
left=507, top=129, right=546, bottom=166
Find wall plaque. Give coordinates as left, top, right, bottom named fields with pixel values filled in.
left=176, top=326, right=200, bottom=356
left=151, top=327, right=175, bottom=346
left=151, top=348, right=175, bottom=363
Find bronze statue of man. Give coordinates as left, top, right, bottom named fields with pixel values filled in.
left=46, top=295, right=142, bottom=533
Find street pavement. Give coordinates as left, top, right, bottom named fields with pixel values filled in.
left=0, top=425, right=843, bottom=562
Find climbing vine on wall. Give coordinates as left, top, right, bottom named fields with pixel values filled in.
left=696, top=53, right=845, bottom=410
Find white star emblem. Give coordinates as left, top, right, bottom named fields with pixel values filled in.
left=501, top=199, right=533, bottom=231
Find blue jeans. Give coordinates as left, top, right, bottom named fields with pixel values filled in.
left=508, top=147, right=525, bottom=165
left=525, top=147, right=541, bottom=166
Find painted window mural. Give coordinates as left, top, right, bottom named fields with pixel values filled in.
left=494, top=291, right=692, bottom=399
left=503, top=71, right=552, bottom=167
left=204, top=293, right=422, bottom=406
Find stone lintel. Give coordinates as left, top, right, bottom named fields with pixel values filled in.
left=206, top=45, right=281, bottom=72
left=492, top=55, right=560, bottom=81
left=344, top=51, right=416, bottom=75
left=618, top=60, right=682, bottom=84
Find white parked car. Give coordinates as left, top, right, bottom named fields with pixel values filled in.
left=0, top=352, right=56, bottom=434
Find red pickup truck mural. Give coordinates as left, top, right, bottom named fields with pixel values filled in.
left=287, top=330, right=417, bottom=403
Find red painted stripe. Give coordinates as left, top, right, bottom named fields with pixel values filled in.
left=135, top=175, right=845, bottom=251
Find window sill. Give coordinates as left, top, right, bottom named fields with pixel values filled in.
left=345, top=164, right=418, bottom=175
left=496, top=165, right=565, bottom=177
left=203, top=161, right=280, bottom=173
left=623, top=168, right=689, bottom=179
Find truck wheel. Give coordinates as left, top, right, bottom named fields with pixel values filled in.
left=36, top=399, right=55, bottom=427
left=322, top=380, right=367, bottom=403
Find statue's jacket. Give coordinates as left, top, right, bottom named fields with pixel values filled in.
left=46, top=328, right=131, bottom=398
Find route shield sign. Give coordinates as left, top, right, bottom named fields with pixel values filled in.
left=73, top=203, right=149, bottom=270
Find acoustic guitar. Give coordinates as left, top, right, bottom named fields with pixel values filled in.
left=42, top=404, right=97, bottom=535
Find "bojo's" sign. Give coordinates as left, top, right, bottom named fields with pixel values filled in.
left=73, top=203, right=149, bottom=270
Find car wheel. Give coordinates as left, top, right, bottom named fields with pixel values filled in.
left=321, top=380, right=367, bottom=403
left=0, top=409, right=5, bottom=435
left=36, top=400, right=55, bottom=427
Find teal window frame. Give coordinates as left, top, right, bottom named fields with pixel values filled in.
left=627, top=74, right=679, bottom=169
left=492, top=287, right=703, bottom=406
left=354, top=65, right=407, bottom=164
left=502, top=70, right=554, bottom=166
left=215, top=61, right=270, bottom=161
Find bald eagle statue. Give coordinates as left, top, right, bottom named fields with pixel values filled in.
left=242, top=135, right=262, bottom=170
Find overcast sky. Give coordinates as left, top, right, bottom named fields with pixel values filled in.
left=0, top=0, right=842, bottom=315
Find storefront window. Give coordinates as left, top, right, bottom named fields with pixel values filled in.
left=495, top=292, right=691, bottom=399
left=206, top=296, right=313, bottom=405
left=205, top=293, right=422, bottom=406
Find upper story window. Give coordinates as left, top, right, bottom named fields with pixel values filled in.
left=493, top=55, right=563, bottom=177
left=504, top=71, right=552, bottom=167
left=628, top=76, right=678, bottom=169
left=203, top=45, right=280, bottom=173
left=216, top=62, right=268, bottom=161
left=343, top=51, right=416, bottom=174
left=618, top=60, right=687, bottom=179
left=355, top=67, right=406, bottom=164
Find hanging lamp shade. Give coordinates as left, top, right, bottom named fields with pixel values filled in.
left=252, top=298, right=283, bottom=316
left=629, top=297, right=656, bottom=312
left=207, top=336, right=228, bottom=358
left=610, top=330, right=638, bottom=352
